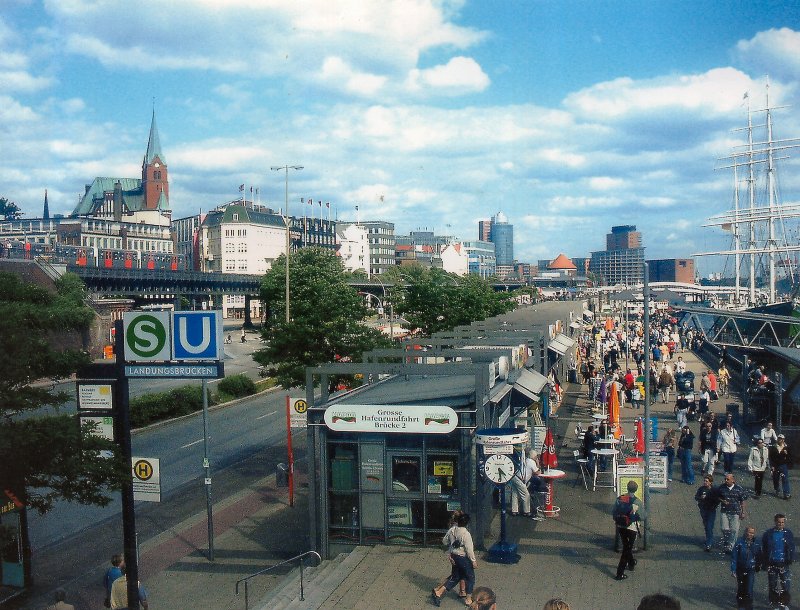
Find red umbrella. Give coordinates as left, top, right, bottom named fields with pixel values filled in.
left=634, top=418, right=645, bottom=455
left=541, top=427, right=558, bottom=470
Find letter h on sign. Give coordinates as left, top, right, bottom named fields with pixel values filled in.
left=172, top=312, right=222, bottom=361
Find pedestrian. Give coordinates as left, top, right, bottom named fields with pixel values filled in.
left=695, top=474, right=719, bottom=552
left=104, top=554, right=124, bottom=608
left=761, top=513, right=795, bottom=609
left=470, top=586, right=497, bottom=610
left=699, top=420, right=718, bottom=476
left=509, top=450, right=532, bottom=518
left=658, top=366, right=673, bottom=404
left=731, top=526, right=762, bottom=610
left=718, top=420, right=740, bottom=473
left=662, top=428, right=676, bottom=482
left=678, top=425, right=695, bottom=484
left=718, top=362, right=731, bottom=397
left=240, top=327, right=246, bottom=342
left=747, top=437, right=769, bottom=497
left=768, top=434, right=793, bottom=500
left=761, top=422, right=779, bottom=447
left=612, top=480, right=644, bottom=581
left=542, top=598, right=571, bottom=610
left=45, top=589, right=75, bottom=610
left=435, top=510, right=466, bottom=599
left=718, top=472, right=749, bottom=553
left=432, top=512, right=477, bottom=607
left=110, top=572, right=149, bottom=609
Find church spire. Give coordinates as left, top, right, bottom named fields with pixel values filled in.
left=43, top=189, right=50, bottom=220
left=144, top=109, right=165, bottom=166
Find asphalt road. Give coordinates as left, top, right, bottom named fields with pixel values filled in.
left=26, top=332, right=288, bottom=548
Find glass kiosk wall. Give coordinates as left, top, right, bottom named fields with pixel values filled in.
left=323, top=429, right=469, bottom=557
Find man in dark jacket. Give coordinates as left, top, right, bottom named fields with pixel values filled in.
left=695, top=474, right=719, bottom=551
left=699, top=420, right=719, bottom=476
left=678, top=425, right=695, bottom=484
left=718, top=472, right=749, bottom=553
left=769, top=434, right=793, bottom=500
left=731, top=526, right=762, bottom=610
left=761, top=513, right=795, bottom=609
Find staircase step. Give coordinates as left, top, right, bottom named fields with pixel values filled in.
left=256, top=553, right=346, bottom=610
left=281, top=546, right=371, bottom=609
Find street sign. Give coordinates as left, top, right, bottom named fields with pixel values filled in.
left=77, top=382, right=114, bottom=411
left=123, top=311, right=223, bottom=363
left=123, top=312, right=171, bottom=362
left=132, top=457, right=161, bottom=502
left=124, top=362, right=223, bottom=378
left=290, top=397, right=308, bottom=428
left=80, top=415, right=114, bottom=441
left=172, top=311, right=223, bottom=361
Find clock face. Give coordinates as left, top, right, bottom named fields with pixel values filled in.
left=483, top=454, right=515, bottom=484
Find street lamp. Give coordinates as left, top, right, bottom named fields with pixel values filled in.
left=270, top=165, right=303, bottom=323
left=374, top=277, right=394, bottom=340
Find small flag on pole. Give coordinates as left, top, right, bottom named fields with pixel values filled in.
left=239, top=184, right=244, bottom=192
left=326, top=201, right=330, bottom=208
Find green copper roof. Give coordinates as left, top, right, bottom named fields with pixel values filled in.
left=203, top=204, right=286, bottom=228
left=144, top=110, right=165, bottom=165
left=71, top=177, right=144, bottom=216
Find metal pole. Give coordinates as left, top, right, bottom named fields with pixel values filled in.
left=271, top=165, right=303, bottom=324
left=775, top=372, right=783, bottom=436
left=743, top=355, right=750, bottom=426
left=642, top=263, right=651, bottom=550
left=202, top=379, right=215, bottom=561
left=115, top=320, right=139, bottom=610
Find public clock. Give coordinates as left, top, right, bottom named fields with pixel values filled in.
left=483, top=454, right=515, bottom=484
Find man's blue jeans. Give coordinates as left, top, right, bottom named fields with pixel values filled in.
left=773, top=464, right=791, bottom=496
left=699, top=507, right=716, bottom=549
left=662, top=447, right=675, bottom=480
left=679, top=448, right=695, bottom=484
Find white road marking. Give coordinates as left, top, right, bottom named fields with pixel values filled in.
left=256, top=410, right=277, bottom=420
left=181, top=439, right=204, bottom=449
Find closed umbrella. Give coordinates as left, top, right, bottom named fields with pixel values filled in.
left=541, top=427, right=558, bottom=470
left=635, top=418, right=645, bottom=455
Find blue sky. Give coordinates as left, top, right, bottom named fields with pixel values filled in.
left=2, top=1, right=800, bottom=277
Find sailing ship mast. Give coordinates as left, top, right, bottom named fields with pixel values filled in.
left=695, top=81, right=800, bottom=306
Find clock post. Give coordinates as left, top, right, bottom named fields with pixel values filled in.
left=476, top=429, right=529, bottom=564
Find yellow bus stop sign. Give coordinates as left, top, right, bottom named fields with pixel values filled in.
left=293, top=399, right=308, bottom=414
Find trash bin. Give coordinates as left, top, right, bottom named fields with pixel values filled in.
left=276, top=463, right=289, bottom=488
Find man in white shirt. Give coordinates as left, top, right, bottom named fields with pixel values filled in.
left=674, top=356, right=687, bottom=374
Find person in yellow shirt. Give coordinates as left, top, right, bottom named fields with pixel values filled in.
left=718, top=363, right=730, bottom=397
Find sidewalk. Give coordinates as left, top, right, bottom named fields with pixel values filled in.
left=19, top=349, right=796, bottom=610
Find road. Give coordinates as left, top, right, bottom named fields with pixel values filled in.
left=26, top=332, right=288, bottom=548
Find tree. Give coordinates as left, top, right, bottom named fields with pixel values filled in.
left=393, top=266, right=515, bottom=336
left=0, top=196, right=22, bottom=220
left=0, top=272, right=127, bottom=514
left=253, top=248, right=390, bottom=388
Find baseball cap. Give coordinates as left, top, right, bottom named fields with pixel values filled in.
left=777, top=433, right=786, bottom=439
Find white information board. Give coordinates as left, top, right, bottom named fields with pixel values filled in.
left=647, top=455, right=669, bottom=489
left=132, top=457, right=161, bottom=503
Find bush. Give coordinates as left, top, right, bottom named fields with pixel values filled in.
left=216, top=374, right=257, bottom=400
left=130, top=385, right=213, bottom=428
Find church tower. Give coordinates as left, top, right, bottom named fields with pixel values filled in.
left=141, top=110, right=169, bottom=211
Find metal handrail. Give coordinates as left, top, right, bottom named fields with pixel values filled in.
left=235, top=550, right=322, bottom=610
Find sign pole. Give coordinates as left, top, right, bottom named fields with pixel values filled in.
left=286, top=395, right=294, bottom=507
left=202, top=379, right=215, bottom=560
left=114, top=320, right=140, bottom=610
left=642, top=262, right=651, bottom=551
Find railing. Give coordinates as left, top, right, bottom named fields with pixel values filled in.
left=235, top=550, right=322, bottom=610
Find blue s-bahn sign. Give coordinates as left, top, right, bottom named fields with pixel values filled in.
left=123, top=311, right=223, bottom=362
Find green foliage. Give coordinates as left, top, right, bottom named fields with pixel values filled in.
left=0, top=271, right=126, bottom=513
left=393, top=267, right=514, bottom=336
left=254, top=248, right=391, bottom=388
left=0, top=196, right=22, bottom=220
left=217, top=374, right=257, bottom=400
left=129, top=385, right=213, bottom=428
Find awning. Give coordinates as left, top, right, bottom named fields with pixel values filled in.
left=512, top=368, right=549, bottom=401
left=765, top=346, right=800, bottom=367
left=569, top=320, right=582, bottom=329
left=547, top=332, right=576, bottom=356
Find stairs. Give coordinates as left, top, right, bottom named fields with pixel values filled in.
left=254, top=546, right=371, bottom=610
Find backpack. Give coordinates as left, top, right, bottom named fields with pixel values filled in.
left=612, top=494, right=638, bottom=527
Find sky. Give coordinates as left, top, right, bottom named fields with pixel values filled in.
left=2, top=0, right=800, bottom=277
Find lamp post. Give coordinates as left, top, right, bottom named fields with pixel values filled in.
left=270, top=165, right=303, bottom=323
left=374, top=277, right=393, bottom=340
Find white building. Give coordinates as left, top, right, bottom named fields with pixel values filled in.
left=439, top=243, right=469, bottom=276
left=337, top=223, right=370, bottom=275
